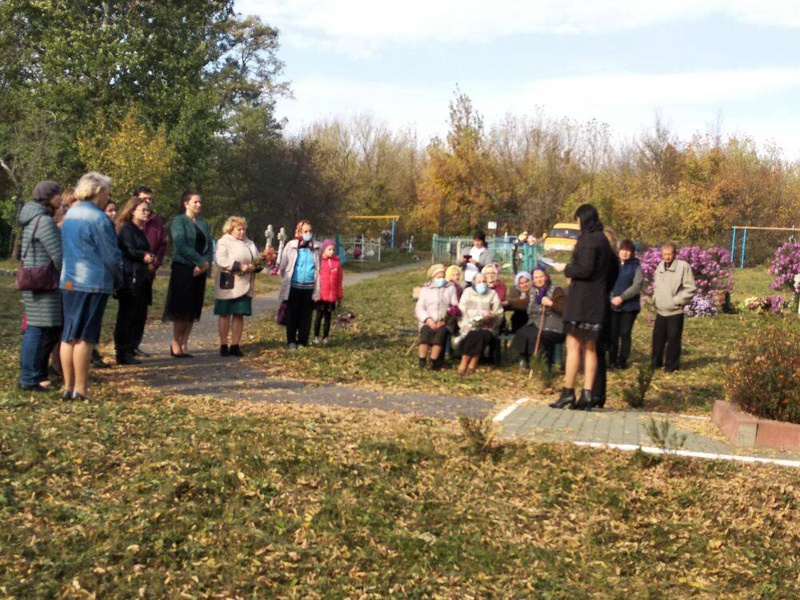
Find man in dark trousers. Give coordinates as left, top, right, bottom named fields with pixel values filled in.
left=131, top=185, right=168, bottom=357
left=651, top=243, right=696, bottom=372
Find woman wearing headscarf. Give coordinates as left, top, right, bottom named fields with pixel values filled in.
left=214, top=216, right=261, bottom=357
left=505, top=271, right=533, bottom=334
left=415, top=263, right=458, bottom=369
left=18, top=181, right=63, bottom=392
left=455, top=272, right=503, bottom=376
left=60, top=172, right=123, bottom=401
left=551, top=204, right=617, bottom=410
left=445, top=265, right=464, bottom=300
left=511, top=267, right=566, bottom=371
left=279, top=219, right=321, bottom=350
left=163, top=190, right=213, bottom=358
left=113, top=197, right=155, bottom=365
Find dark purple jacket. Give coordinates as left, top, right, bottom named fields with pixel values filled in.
left=142, top=212, right=167, bottom=271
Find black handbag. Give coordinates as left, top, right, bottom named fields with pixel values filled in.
left=219, top=270, right=235, bottom=290
left=15, top=216, right=59, bottom=292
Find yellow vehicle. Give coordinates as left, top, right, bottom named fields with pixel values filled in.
left=543, top=223, right=581, bottom=253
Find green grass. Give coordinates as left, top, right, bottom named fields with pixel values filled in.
left=1, top=269, right=799, bottom=597
left=249, top=266, right=788, bottom=413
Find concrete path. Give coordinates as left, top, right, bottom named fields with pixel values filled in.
left=495, top=401, right=800, bottom=466
left=103, top=263, right=491, bottom=420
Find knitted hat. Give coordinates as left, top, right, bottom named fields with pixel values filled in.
left=320, top=239, right=335, bottom=254
left=514, top=271, right=532, bottom=289
left=445, top=265, right=461, bottom=280
left=427, top=263, right=446, bottom=279
left=33, top=180, right=62, bottom=203
left=481, top=264, right=497, bottom=275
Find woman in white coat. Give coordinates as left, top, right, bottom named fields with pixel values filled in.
left=214, top=216, right=261, bottom=356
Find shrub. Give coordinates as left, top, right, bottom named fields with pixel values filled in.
left=769, top=242, right=800, bottom=291
left=621, top=363, right=655, bottom=409
left=726, top=323, right=800, bottom=424
left=640, top=245, right=734, bottom=315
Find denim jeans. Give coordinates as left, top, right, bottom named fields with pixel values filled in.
left=19, top=325, right=60, bottom=387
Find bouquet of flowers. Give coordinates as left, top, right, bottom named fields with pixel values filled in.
left=742, top=296, right=788, bottom=315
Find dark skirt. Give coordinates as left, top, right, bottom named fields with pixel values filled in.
left=419, top=324, right=449, bottom=346
left=565, top=321, right=602, bottom=343
left=214, top=295, right=253, bottom=316
left=61, top=290, right=109, bottom=344
left=163, top=263, right=206, bottom=322
left=460, top=329, right=495, bottom=356
left=511, top=324, right=566, bottom=356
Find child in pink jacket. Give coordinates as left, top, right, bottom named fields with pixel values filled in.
left=313, top=239, right=344, bottom=345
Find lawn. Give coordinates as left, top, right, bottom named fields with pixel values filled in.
left=1, top=268, right=799, bottom=597
left=248, top=266, right=789, bottom=414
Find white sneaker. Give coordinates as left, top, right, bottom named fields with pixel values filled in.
left=313, top=337, right=321, bottom=345
left=322, top=337, right=330, bottom=345
left=287, top=343, right=297, bottom=350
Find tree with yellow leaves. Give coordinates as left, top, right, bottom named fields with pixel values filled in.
left=78, top=107, right=176, bottom=205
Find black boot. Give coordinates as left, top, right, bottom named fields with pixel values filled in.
left=550, top=387, right=576, bottom=409
left=220, top=344, right=230, bottom=356
left=116, top=350, right=142, bottom=365
left=590, top=394, right=606, bottom=409
left=230, top=345, right=243, bottom=357
left=418, top=358, right=426, bottom=369
left=571, top=389, right=593, bottom=410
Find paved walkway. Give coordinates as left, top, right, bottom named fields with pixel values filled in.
left=99, top=264, right=800, bottom=467
left=102, top=264, right=491, bottom=420
left=495, top=400, right=800, bottom=466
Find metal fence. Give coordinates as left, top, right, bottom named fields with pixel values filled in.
left=338, top=236, right=382, bottom=262
left=430, top=235, right=542, bottom=271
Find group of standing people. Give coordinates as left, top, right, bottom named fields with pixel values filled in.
left=16, top=174, right=284, bottom=400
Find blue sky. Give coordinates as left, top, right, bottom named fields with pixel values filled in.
left=236, top=0, right=800, bottom=158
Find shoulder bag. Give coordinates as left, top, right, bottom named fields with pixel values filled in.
left=15, top=216, right=59, bottom=292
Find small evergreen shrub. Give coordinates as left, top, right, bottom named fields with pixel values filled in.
left=622, top=362, right=655, bottom=409
left=726, top=324, right=800, bottom=425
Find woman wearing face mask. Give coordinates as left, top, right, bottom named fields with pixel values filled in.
left=279, top=220, right=321, bottom=350
left=415, top=264, right=458, bottom=369
left=455, top=272, right=503, bottom=376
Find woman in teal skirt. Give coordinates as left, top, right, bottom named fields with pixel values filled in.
left=214, top=216, right=262, bottom=356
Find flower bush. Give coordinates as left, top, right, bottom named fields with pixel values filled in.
left=640, top=246, right=734, bottom=316
left=769, top=242, right=800, bottom=290
left=683, top=295, right=718, bottom=317
left=742, top=296, right=788, bottom=315
left=726, top=323, right=800, bottom=425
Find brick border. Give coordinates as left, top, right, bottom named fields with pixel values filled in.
left=712, top=400, right=800, bottom=451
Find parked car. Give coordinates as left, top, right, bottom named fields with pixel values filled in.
left=543, top=223, right=581, bottom=253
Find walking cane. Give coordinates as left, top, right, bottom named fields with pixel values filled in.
left=528, top=307, right=547, bottom=380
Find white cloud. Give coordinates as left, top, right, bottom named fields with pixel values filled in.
left=238, top=0, right=800, bottom=53
left=275, top=68, right=800, bottom=158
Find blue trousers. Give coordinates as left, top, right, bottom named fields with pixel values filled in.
left=19, top=325, right=60, bottom=387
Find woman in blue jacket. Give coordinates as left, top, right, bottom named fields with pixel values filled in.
left=608, top=239, right=643, bottom=369
left=60, top=172, right=123, bottom=401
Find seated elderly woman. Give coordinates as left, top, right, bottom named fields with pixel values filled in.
left=414, top=263, right=459, bottom=369
left=481, top=263, right=506, bottom=303
left=505, top=271, right=532, bottom=333
left=511, top=267, right=566, bottom=371
left=445, top=264, right=464, bottom=300
left=455, top=272, right=503, bottom=376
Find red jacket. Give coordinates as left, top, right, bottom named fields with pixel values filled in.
left=319, top=255, right=344, bottom=302
left=142, top=212, right=167, bottom=270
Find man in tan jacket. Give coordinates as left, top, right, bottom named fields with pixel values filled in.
left=651, top=243, right=696, bottom=372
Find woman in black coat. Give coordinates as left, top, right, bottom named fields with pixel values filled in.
left=114, top=197, right=155, bottom=364
left=551, top=204, right=617, bottom=410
